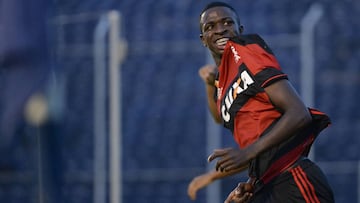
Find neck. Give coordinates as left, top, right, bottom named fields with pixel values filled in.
left=213, top=54, right=222, bottom=67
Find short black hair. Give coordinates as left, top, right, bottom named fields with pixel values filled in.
left=199, top=2, right=240, bottom=33
left=201, top=1, right=238, bottom=15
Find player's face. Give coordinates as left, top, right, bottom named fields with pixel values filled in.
left=200, top=6, right=242, bottom=58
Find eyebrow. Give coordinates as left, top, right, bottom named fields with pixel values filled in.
left=203, top=17, right=233, bottom=27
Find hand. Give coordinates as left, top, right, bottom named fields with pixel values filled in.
left=224, top=182, right=254, bottom=203
left=207, top=148, right=251, bottom=172
left=187, top=173, right=214, bottom=200
left=198, top=64, right=217, bottom=86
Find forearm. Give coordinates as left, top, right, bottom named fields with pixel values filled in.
left=248, top=108, right=312, bottom=159
left=205, top=84, right=221, bottom=123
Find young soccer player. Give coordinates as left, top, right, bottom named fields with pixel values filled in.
left=188, top=2, right=334, bottom=202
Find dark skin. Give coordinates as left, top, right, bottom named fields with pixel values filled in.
left=197, top=6, right=312, bottom=203
left=224, top=179, right=255, bottom=203
left=200, top=7, right=244, bottom=66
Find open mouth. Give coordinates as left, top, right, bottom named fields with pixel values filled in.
left=216, top=38, right=229, bottom=46
left=215, top=38, right=229, bottom=50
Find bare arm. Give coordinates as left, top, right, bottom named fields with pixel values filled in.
left=198, top=64, right=222, bottom=123
left=246, top=79, right=312, bottom=159
left=187, top=164, right=248, bottom=200
left=208, top=79, right=312, bottom=171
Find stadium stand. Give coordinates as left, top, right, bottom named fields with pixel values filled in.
left=0, top=0, right=359, bottom=202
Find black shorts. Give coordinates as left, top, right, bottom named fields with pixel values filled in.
left=250, top=159, right=334, bottom=203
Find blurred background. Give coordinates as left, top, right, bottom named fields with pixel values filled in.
left=0, top=0, right=359, bottom=202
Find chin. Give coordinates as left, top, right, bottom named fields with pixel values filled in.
left=210, top=48, right=224, bottom=58
left=217, top=49, right=225, bottom=55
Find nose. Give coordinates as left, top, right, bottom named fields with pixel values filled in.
left=214, top=23, right=227, bottom=34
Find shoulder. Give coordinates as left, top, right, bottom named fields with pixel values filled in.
left=231, top=34, right=274, bottom=54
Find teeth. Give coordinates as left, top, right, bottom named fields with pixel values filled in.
left=216, top=38, right=229, bottom=46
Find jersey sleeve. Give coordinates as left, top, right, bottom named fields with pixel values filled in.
left=255, top=67, right=288, bottom=88
left=235, top=34, right=288, bottom=88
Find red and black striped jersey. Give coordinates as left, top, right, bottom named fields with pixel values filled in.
left=216, top=34, right=287, bottom=148
left=215, top=34, right=331, bottom=180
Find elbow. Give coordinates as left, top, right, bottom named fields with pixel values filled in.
left=213, top=115, right=222, bottom=124
left=209, top=110, right=222, bottom=124
left=297, top=110, right=312, bottom=129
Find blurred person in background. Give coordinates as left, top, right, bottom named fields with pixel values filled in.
left=0, top=0, right=62, bottom=202
left=188, top=2, right=334, bottom=202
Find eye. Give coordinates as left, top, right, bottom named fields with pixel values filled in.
left=224, top=20, right=234, bottom=26
left=204, top=24, right=214, bottom=32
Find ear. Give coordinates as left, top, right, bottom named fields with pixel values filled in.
left=239, top=25, right=244, bottom=34
left=200, top=34, right=207, bottom=47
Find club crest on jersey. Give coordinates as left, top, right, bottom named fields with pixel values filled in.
left=221, top=70, right=254, bottom=122
left=230, top=45, right=241, bottom=63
